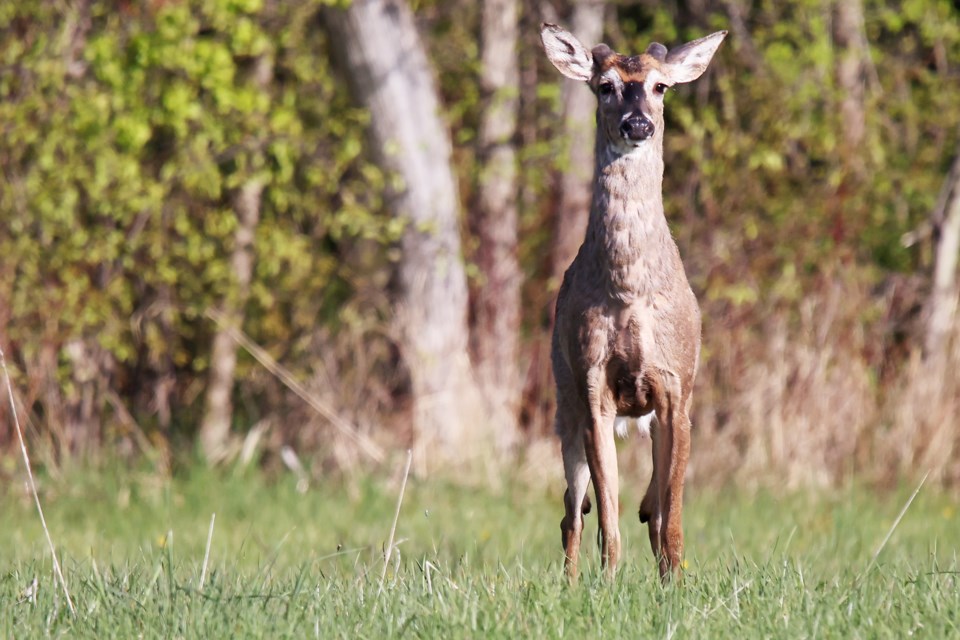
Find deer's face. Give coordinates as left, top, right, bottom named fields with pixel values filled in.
left=541, top=24, right=727, bottom=156
left=590, top=47, right=670, bottom=152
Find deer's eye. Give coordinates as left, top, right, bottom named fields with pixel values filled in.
left=598, top=82, right=614, bottom=97
left=654, top=83, right=669, bottom=95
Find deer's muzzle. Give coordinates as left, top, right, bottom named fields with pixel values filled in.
left=619, top=115, right=655, bottom=143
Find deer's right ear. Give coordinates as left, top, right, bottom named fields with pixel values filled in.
left=541, top=23, right=593, bottom=82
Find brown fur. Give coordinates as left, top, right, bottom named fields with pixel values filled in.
left=542, top=23, right=726, bottom=582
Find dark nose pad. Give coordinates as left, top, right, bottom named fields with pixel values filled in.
left=619, top=116, right=655, bottom=141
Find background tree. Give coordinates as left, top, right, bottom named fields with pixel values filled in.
left=199, top=52, right=274, bottom=463
left=549, top=0, right=605, bottom=292
left=925, top=143, right=960, bottom=361
left=323, top=0, right=485, bottom=466
left=520, top=0, right=607, bottom=436
left=469, top=0, right=522, bottom=449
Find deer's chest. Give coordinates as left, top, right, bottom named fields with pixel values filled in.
left=566, top=300, right=656, bottom=371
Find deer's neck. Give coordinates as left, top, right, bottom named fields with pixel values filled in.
left=583, top=138, right=673, bottom=302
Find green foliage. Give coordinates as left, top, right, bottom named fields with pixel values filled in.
left=0, top=0, right=392, bottom=432
left=2, top=0, right=960, bottom=465
left=582, top=2, right=960, bottom=312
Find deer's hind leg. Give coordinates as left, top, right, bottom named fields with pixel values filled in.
left=638, top=412, right=662, bottom=559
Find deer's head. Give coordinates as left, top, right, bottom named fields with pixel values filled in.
left=541, top=24, right=726, bottom=156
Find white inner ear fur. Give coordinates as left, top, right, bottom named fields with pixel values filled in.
left=541, top=26, right=593, bottom=82
left=664, top=31, right=726, bottom=84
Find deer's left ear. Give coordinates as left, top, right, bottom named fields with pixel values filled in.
left=541, top=23, right=594, bottom=82
left=664, top=31, right=727, bottom=84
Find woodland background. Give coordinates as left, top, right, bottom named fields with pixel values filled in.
left=2, top=0, right=960, bottom=488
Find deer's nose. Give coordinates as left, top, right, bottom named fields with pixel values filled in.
left=619, top=116, right=655, bottom=142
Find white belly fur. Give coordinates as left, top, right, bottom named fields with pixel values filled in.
left=614, top=413, right=654, bottom=439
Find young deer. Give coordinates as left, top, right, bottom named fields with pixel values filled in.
left=541, top=23, right=726, bottom=581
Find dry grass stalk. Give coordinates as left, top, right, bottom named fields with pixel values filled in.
left=860, top=470, right=930, bottom=585
left=1, top=346, right=76, bottom=616
left=379, top=449, right=412, bottom=596
left=205, top=308, right=384, bottom=463
left=200, top=512, right=216, bottom=590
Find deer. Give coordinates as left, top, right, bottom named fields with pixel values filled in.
left=540, top=23, right=726, bottom=581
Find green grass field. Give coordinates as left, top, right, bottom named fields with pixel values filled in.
left=2, top=462, right=958, bottom=638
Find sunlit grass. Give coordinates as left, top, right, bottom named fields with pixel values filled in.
left=2, top=463, right=958, bottom=637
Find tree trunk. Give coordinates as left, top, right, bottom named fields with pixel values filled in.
left=925, top=145, right=960, bottom=360
left=829, top=0, right=869, bottom=245
left=549, top=0, right=604, bottom=291
left=519, top=0, right=603, bottom=436
left=63, top=338, right=112, bottom=457
left=324, top=0, right=483, bottom=466
left=60, top=0, right=113, bottom=459
left=470, top=0, right=521, bottom=450
left=833, top=0, right=867, bottom=174
left=719, top=0, right=761, bottom=71
left=199, top=55, right=273, bottom=463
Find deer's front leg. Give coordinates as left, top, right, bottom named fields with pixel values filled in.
left=649, top=378, right=691, bottom=581
left=583, top=393, right=620, bottom=578
left=658, top=407, right=690, bottom=577
left=559, top=409, right=591, bottom=582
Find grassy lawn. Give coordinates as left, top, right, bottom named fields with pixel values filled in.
left=1, top=461, right=958, bottom=637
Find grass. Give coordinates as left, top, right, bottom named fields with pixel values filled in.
left=1, top=460, right=958, bottom=638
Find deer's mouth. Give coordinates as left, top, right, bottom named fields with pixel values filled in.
left=621, top=137, right=649, bottom=148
